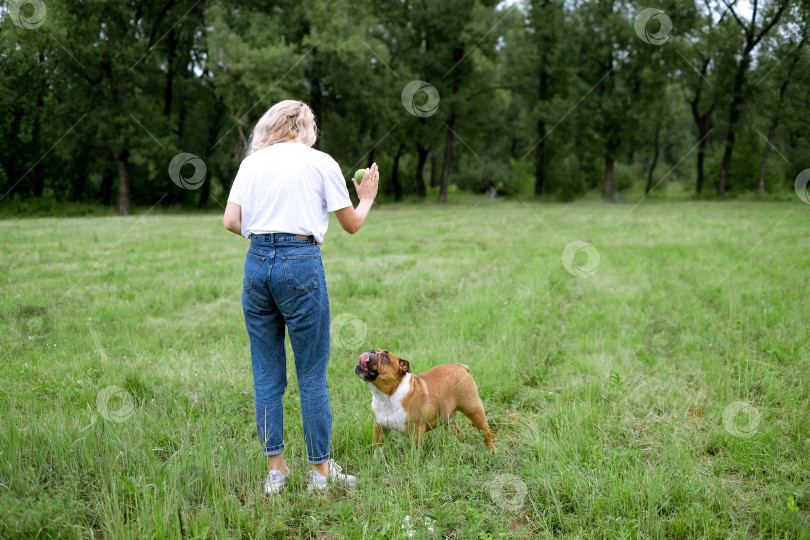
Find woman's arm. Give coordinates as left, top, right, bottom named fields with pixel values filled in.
left=334, top=199, right=374, bottom=234
left=335, top=163, right=379, bottom=234
left=223, top=202, right=242, bottom=235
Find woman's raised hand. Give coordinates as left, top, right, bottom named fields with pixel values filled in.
left=352, top=163, right=379, bottom=201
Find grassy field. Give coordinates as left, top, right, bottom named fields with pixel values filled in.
left=1, top=198, right=808, bottom=539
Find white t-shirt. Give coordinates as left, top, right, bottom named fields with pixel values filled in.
left=227, top=142, right=353, bottom=245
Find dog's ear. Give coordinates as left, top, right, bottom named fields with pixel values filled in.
left=399, top=358, right=412, bottom=374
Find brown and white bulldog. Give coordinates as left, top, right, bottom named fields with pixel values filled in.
left=355, top=349, right=496, bottom=453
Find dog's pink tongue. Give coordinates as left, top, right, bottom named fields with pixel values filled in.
left=359, top=352, right=370, bottom=367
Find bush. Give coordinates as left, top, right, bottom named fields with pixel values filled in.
left=547, top=154, right=585, bottom=201
left=453, top=157, right=529, bottom=196
left=0, top=196, right=115, bottom=218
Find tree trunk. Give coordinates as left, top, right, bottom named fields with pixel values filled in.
left=100, top=163, right=114, bottom=206
left=164, top=28, right=176, bottom=117
left=197, top=164, right=211, bottom=206
left=309, top=47, right=322, bottom=151
left=6, top=109, right=24, bottom=192
left=70, top=158, right=87, bottom=201
left=757, top=118, right=778, bottom=196
left=438, top=115, right=456, bottom=203
left=718, top=3, right=789, bottom=196
left=415, top=144, right=429, bottom=198
left=628, top=149, right=634, bottom=167
left=717, top=57, right=746, bottom=197
left=534, top=119, right=545, bottom=196
left=535, top=67, right=549, bottom=196
left=117, top=149, right=131, bottom=215
left=687, top=57, right=713, bottom=196
left=200, top=98, right=227, bottom=208
left=756, top=45, right=803, bottom=196
left=645, top=122, right=661, bottom=195
left=32, top=93, right=44, bottom=197
left=602, top=155, right=614, bottom=201
left=430, top=152, right=439, bottom=188
left=391, top=145, right=404, bottom=201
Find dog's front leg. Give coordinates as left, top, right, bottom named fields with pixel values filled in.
left=373, top=428, right=386, bottom=459
left=373, top=420, right=384, bottom=446
left=372, top=407, right=385, bottom=457
left=408, top=422, right=427, bottom=448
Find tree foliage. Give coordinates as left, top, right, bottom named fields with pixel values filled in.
left=1, top=0, right=807, bottom=212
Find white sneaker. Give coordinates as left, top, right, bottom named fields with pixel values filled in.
left=264, top=468, right=290, bottom=494
left=307, top=459, right=357, bottom=490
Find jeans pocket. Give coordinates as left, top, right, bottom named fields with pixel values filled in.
left=282, top=254, right=320, bottom=294
left=243, top=252, right=266, bottom=291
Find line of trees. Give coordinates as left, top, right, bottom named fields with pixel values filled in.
left=1, top=0, right=808, bottom=213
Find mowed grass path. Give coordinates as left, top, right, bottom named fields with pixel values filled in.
left=1, top=199, right=808, bottom=539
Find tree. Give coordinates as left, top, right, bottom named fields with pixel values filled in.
left=516, top=0, right=568, bottom=196
left=573, top=0, right=671, bottom=200
left=3, top=0, right=810, bottom=208
left=754, top=4, right=808, bottom=194
left=716, top=0, right=789, bottom=197
left=676, top=0, right=729, bottom=195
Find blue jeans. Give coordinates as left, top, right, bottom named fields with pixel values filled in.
left=241, top=233, right=332, bottom=464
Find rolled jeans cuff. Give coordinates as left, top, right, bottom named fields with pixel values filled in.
left=308, top=453, right=330, bottom=465
left=264, top=443, right=285, bottom=456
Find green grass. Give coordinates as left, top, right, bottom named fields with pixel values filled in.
left=1, top=198, right=809, bottom=539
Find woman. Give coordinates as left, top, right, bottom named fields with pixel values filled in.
left=223, top=99, right=379, bottom=493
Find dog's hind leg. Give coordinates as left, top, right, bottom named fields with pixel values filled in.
left=449, top=412, right=460, bottom=435
left=458, top=400, right=496, bottom=453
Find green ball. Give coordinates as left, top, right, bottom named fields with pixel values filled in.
left=354, top=169, right=366, bottom=183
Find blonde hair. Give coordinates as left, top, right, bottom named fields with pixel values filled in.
left=246, top=100, right=318, bottom=155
